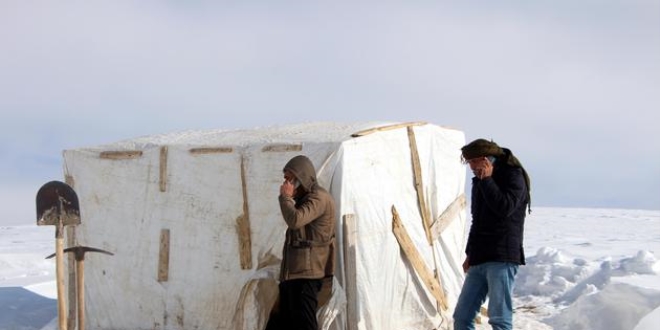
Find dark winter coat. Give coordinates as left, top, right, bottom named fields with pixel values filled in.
left=466, top=159, right=528, bottom=266
left=278, top=156, right=336, bottom=281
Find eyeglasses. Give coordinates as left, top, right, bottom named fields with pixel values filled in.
left=461, top=156, right=488, bottom=165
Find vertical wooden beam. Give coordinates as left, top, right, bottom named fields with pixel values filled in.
left=55, top=233, right=68, bottom=330
left=64, top=175, right=77, bottom=330
left=407, top=126, right=446, bottom=312
left=236, top=155, right=253, bottom=270
left=158, top=229, right=170, bottom=282
left=407, top=126, right=433, bottom=244
left=159, top=146, right=168, bottom=192
left=64, top=175, right=75, bottom=188
left=391, top=206, right=448, bottom=311
left=342, top=214, right=358, bottom=330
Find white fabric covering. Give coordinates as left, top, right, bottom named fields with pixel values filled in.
left=62, top=122, right=467, bottom=330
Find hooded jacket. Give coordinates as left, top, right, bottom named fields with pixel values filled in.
left=278, top=155, right=336, bottom=281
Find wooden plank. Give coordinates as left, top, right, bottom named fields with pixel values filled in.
left=64, top=174, right=75, bottom=188
left=64, top=175, right=77, bottom=330
left=406, top=126, right=446, bottom=311
left=407, top=126, right=433, bottom=244
left=391, top=206, right=448, bottom=311
left=261, top=144, right=303, bottom=152
left=342, top=214, right=358, bottom=330
left=236, top=155, right=253, bottom=270
left=158, top=229, right=170, bottom=282
left=350, top=121, right=427, bottom=137
left=430, top=194, right=467, bottom=241
left=189, top=147, right=234, bottom=154
left=159, top=146, right=168, bottom=192
left=99, top=150, right=143, bottom=160
left=66, top=231, right=77, bottom=330
left=476, top=306, right=488, bottom=324
left=55, top=237, right=68, bottom=330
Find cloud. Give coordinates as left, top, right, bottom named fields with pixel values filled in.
left=0, top=1, right=658, bottom=211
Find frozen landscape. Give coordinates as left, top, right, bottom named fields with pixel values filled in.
left=2, top=1, right=658, bottom=329
left=1, top=207, right=658, bottom=330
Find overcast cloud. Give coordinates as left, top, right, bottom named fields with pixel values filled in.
left=1, top=1, right=658, bottom=225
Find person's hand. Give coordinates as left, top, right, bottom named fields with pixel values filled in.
left=462, top=257, right=470, bottom=273
left=280, top=180, right=295, bottom=198
left=479, top=157, right=493, bottom=179
left=472, top=157, right=493, bottom=179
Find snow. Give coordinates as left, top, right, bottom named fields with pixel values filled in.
left=1, top=207, right=659, bottom=330
left=87, top=121, right=395, bottom=150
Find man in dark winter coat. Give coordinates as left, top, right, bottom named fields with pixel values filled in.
left=453, top=139, right=531, bottom=330
left=267, top=155, right=336, bottom=330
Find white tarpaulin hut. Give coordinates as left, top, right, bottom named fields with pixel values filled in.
left=61, top=121, right=469, bottom=330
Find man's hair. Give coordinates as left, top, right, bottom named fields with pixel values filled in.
left=461, top=138, right=532, bottom=213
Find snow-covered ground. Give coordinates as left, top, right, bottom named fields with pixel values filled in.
left=1, top=207, right=659, bottom=330
left=511, top=208, right=660, bottom=330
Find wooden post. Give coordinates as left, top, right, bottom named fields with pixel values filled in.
left=55, top=224, right=68, bottom=330
left=76, top=258, right=85, bottom=330
left=64, top=175, right=77, bottom=330
left=342, top=214, right=358, bottom=330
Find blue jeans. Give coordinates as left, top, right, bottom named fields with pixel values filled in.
left=453, top=262, right=519, bottom=330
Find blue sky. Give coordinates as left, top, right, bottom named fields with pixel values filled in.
left=1, top=1, right=658, bottom=224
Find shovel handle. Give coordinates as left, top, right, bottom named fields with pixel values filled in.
left=56, top=237, right=68, bottom=330
left=77, top=259, right=85, bottom=330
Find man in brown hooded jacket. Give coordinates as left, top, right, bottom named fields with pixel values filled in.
left=268, top=155, right=336, bottom=330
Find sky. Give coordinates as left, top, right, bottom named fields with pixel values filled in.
left=2, top=207, right=660, bottom=330
left=1, top=1, right=659, bottom=225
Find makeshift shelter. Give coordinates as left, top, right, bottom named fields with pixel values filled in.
left=61, top=121, right=468, bottom=330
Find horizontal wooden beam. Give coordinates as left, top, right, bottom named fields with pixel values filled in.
left=261, top=144, right=302, bottom=152
left=351, top=121, right=427, bottom=137
left=99, top=150, right=143, bottom=160
left=189, top=147, right=234, bottom=154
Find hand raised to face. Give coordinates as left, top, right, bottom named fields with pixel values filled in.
left=467, top=157, right=493, bottom=179
left=280, top=179, right=295, bottom=198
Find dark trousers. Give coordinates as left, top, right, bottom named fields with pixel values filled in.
left=266, top=278, right=322, bottom=330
